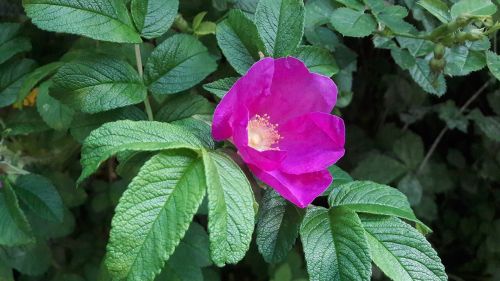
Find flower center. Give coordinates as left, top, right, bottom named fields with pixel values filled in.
left=247, top=114, right=281, bottom=151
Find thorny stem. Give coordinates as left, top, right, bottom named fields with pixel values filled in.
left=417, top=79, right=493, bottom=174
left=135, top=44, right=154, bottom=121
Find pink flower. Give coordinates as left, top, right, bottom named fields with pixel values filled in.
left=212, top=57, right=345, bottom=208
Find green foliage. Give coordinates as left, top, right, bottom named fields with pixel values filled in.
left=130, top=0, right=179, bottom=39
left=330, top=8, right=376, bottom=38
left=0, top=59, right=35, bottom=108
left=0, top=23, right=31, bottom=65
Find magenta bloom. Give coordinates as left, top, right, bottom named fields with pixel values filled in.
left=212, top=57, right=345, bottom=208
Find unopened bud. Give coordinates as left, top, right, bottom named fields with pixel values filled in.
left=434, top=44, right=445, bottom=59
left=430, top=58, right=445, bottom=73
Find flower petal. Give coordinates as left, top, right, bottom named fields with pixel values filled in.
left=249, top=165, right=332, bottom=208
left=249, top=57, right=337, bottom=123
left=279, top=112, right=345, bottom=174
left=212, top=58, right=275, bottom=140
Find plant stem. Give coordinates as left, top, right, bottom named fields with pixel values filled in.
left=135, top=44, right=154, bottom=121
left=417, top=79, right=493, bottom=174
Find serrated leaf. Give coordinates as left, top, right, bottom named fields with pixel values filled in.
left=437, top=100, right=468, bottom=132
left=409, top=59, right=446, bottom=96
left=22, top=0, right=142, bottom=43
left=450, top=0, right=497, bottom=18
left=361, top=215, right=447, bottom=281
left=36, top=80, right=74, bottom=130
left=216, top=9, right=266, bottom=75
left=70, top=106, right=146, bottom=143
left=156, top=93, right=214, bottom=122
left=0, top=59, right=36, bottom=108
left=51, top=56, right=146, bottom=113
left=330, top=8, right=376, bottom=38
left=376, top=6, right=414, bottom=34
left=131, top=0, right=178, bottom=39
left=300, top=206, right=371, bottom=281
left=171, top=118, right=215, bottom=149
left=0, top=241, right=51, bottom=276
left=203, top=77, right=238, bottom=98
left=202, top=151, right=255, bottom=266
left=293, top=46, right=339, bottom=76
left=328, top=181, right=431, bottom=233
left=255, top=0, right=305, bottom=57
left=256, top=189, right=305, bottom=263
left=17, top=62, right=63, bottom=104
left=77, top=120, right=205, bottom=185
left=391, top=48, right=416, bottom=70
left=417, top=0, right=451, bottom=23
left=396, top=37, right=433, bottom=57
left=486, top=50, right=500, bottom=81
left=0, top=37, right=31, bottom=65
left=352, top=153, right=407, bottom=184
left=106, top=151, right=206, bottom=281
left=14, top=174, right=64, bottom=223
left=145, top=34, right=217, bottom=95
left=444, top=46, right=486, bottom=76
left=0, top=180, right=34, bottom=246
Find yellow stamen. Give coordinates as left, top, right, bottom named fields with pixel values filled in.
left=247, top=114, right=281, bottom=151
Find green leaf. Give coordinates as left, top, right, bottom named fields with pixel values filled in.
left=202, top=151, right=255, bottom=266
left=52, top=56, right=146, bottom=113
left=0, top=38, right=31, bottom=66
left=0, top=59, right=36, bottom=108
left=417, top=0, right=451, bottom=23
left=293, top=46, right=339, bottom=76
left=487, top=91, right=500, bottom=115
left=255, top=0, right=305, bottom=57
left=36, top=80, right=74, bottom=130
left=14, top=174, right=64, bottom=223
left=409, top=58, right=446, bottom=96
left=323, top=165, right=353, bottom=195
left=486, top=50, right=500, bottom=81
left=17, top=62, right=64, bottom=104
left=171, top=118, right=215, bottom=149
left=300, top=206, right=371, bottom=281
left=328, top=181, right=431, bottom=233
left=330, top=8, right=376, bottom=38
left=145, top=34, right=216, bottom=95
left=70, top=106, right=146, bottom=143
left=336, top=0, right=364, bottom=10
left=77, top=120, right=205, bottom=185
left=203, top=77, right=238, bottom=98
left=393, top=132, right=424, bottom=170
left=216, top=9, right=266, bottom=75
left=469, top=109, right=500, bottom=142
left=397, top=174, right=423, bottom=206
left=376, top=6, right=414, bottom=34
left=106, top=151, right=206, bottom=281
left=256, top=189, right=305, bottom=263
left=450, top=0, right=497, bottom=18
left=437, top=100, right=468, bottom=132
left=0, top=180, right=34, bottom=246
left=390, top=48, right=416, bottom=70
left=131, top=0, right=178, bottom=39
left=3, top=108, right=50, bottom=136
left=444, top=46, right=486, bottom=76
left=0, top=241, right=51, bottom=276
left=156, top=93, right=214, bottom=122
left=0, top=263, right=14, bottom=281
left=397, top=37, right=433, bottom=57
left=22, top=0, right=142, bottom=43
left=361, top=215, right=447, bottom=281
left=352, top=153, right=407, bottom=184
left=0, top=23, right=22, bottom=45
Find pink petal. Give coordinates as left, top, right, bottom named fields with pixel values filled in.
left=279, top=112, right=345, bottom=174
left=249, top=57, right=337, bottom=123
left=249, top=165, right=332, bottom=208
left=212, top=58, right=275, bottom=140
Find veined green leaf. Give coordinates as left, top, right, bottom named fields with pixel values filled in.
left=352, top=153, right=407, bottom=184
left=217, top=9, right=266, bottom=75
left=0, top=241, right=51, bottom=276
left=14, top=174, right=64, bottom=223
left=0, top=180, right=34, bottom=246
left=131, top=0, right=178, bottom=39
left=328, top=181, right=431, bottom=233
left=255, top=0, right=305, bottom=57
left=22, top=0, right=142, bottom=43
left=145, top=34, right=217, bottom=95
left=450, top=0, right=497, bottom=18
left=293, top=46, right=339, bottom=77
left=417, top=0, right=451, bottom=23
left=36, top=80, right=74, bottom=130
left=202, top=151, right=255, bottom=266
left=106, top=151, right=206, bottom=281
left=17, top=62, right=64, bottom=104
left=156, top=93, right=214, bottom=122
left=52, top=56, right=147, bottom=113
left=77, top=120, right=205, bottom=185
left=300, top=206, right=371, bottom=281
left=203, top=77, right=238, bottom=98
left=486, top=50, right=500, bottom=81
left=330, top=8, right=376, bottom=38
left=256, top=189, right=305, bottom=263
left=361, top=215, right=447, bottom=281
left=409, top=58, right=446, bottom=96
left=0, top=37, right=31, bottom=65
left=0, top=59, right=36, bottom=108
left=444, top=46, right=486, bottom=76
